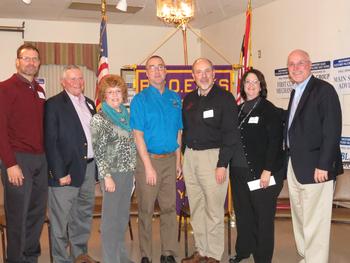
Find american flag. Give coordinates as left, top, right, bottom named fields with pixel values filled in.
left=236, top=0, right=252, bottom=104
left=95, top=15, right=109, bottom=109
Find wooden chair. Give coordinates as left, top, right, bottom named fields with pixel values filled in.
left=0, top=172, right=52, bottom=263
left=94, top=182, right=134, bottom=240
left=0, top=211, right=53, bottom=263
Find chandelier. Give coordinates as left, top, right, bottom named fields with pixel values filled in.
left=156, top=0, right=195, bottom=25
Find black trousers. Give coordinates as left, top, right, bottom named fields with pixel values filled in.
left=230, top=167, right=283, bottom=263
left=0, top=153, right=48, bottom=263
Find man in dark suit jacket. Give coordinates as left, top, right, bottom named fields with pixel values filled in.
left=45, top=65, right=98, bottom=263
left=286, top=49, right=343, bottom=263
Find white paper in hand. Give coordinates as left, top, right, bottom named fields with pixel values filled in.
left=247, top=176, right=276, bottom=191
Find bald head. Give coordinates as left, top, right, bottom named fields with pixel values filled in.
left=192, top=58, right=214, bottom=72
left=287, top=49, right=312, bottom=84
left=192, top=57, right=215, bottom=94
left=288, top=49, right=310, bottom=63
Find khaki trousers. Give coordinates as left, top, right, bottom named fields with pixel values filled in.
left=287, top=159, right=333, bottom=263
left=183, top=148, right=229, bottom=261
left=135, top=154, right=178, bottom=259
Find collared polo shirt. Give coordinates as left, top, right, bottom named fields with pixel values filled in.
left=0, top=74, right=45, bottom=168
left=130, top=85, right=183, bottom=154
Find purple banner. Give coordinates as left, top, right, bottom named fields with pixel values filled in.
left=135, top=65, right=234, bottom=99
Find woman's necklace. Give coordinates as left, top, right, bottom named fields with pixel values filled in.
left=238, top=97, right=261, bottom=128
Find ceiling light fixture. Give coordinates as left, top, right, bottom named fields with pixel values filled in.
left=116, top=0, right=127, bottom=12
left=22, top=0, right=31, bottom=4
left=156, top=0, right=194, bottom=25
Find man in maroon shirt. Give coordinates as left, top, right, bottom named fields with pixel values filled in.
left=0, top=43, right=48, bottom=263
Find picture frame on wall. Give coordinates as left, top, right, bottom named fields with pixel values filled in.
left=120, top=68, right=136, bottom=107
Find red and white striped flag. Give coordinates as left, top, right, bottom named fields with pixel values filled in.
left=236, top=0, right=252, bottom=104
left=95, top=15, right=109, bottom=110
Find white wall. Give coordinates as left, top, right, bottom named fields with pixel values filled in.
left=1, top=0, right=349, bottom=134
left=0, top=18, right=201, bottom=98
left=0, top=24, right=24, bottom=80
left=201, top=0, right=350, bottom=135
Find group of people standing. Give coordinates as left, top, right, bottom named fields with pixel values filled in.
left=0, top=43, right=343, bottom=263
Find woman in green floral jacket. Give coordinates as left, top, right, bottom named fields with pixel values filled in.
left=90, top=74, right=136, bottom=263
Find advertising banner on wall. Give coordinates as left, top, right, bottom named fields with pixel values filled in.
left=274, top=67, right=293, bottom=98
left=274, top=60, right=331, bottom=98
left=36, top=77, right=46, bottom=92
left=333, top=57, right=350, bottom=94
left=341, top=137, right=350, bottom=169
left=274, top=57, right=350, bottom=98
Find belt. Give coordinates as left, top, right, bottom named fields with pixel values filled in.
left=87, top=158, right=94, bottom=163
left=186, top=146, right=218, bottom=151
left=149, top=153, right=174, bottom=159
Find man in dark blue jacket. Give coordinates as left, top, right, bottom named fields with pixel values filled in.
left=45, top=65, right=98, bottom=263
left=286, top=49, right=343, bottom=263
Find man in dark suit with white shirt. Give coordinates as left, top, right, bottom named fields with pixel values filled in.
left=286, top=49, right=343, bottom=263
left=45, top=65, right=98, bottom=263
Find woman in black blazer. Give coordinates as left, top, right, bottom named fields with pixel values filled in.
left=229, top=69, right=285, bottom=263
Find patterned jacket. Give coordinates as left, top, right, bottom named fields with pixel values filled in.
left=90, top=111, right=136, bottom=179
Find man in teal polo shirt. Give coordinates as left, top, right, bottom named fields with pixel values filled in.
left=130, top=55, right=182, bottom=263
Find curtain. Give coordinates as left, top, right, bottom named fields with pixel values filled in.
left=38, top=64, right=97, bottom=100
left=26, top=41, right=99, bottom=72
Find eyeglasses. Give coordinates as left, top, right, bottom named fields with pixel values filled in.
left=147, top=65, right=165, bottom=72
left=105, top=90, right=121, bottom=96
left=244, top=80, right=260, bottom=85
left=18, top=56, right=40, bottom=63
left=287, top=60, right=310, bottom=68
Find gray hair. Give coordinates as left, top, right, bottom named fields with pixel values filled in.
left=145, top=55, right=166, bottom=68
left=62, top=65, right=82, bottom=79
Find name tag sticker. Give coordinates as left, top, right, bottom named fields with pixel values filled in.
left=37, top=91, right=45, bottom=99
left=248, top=116, right=259, bottom=124
left=203, top=109, right=214, bottom=119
